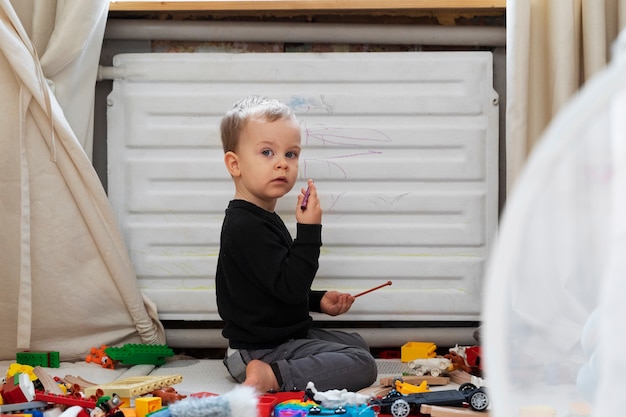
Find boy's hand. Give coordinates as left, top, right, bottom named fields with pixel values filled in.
left=296, top=179, right=322, bottom=224
left=320, top=291, right=354, bottom=316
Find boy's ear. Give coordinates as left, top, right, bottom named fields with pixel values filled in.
left=224, top=151, right=240, bottom=177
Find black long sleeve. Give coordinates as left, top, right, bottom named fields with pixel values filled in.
left=216, top=200, right=323, bottom=349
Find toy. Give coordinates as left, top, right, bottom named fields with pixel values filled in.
left=33, top=366, right=65, bottom=395
left=272, top=383, right=375, bottom=417
left=135, top=396, right=161, bottom=417
left=379, top=376, right=450, bottom=387
left=407, top=357, right=452, bottom=377
left=5, top=363, right=38, bottom=381
left=84, top=375, right=183, bottom=398
left=151, top=387, right=187, bottom=405
left=304, top=381, right=371, bottom=408
left=63, top=375, right=98, bottom=390
left=105, top=344, right=174, bottom=366
left=448, top=370, right=486, bottom=388
left=445, top=345, right=482, bottom=375
left=1, top=373, right=36, bottom=404
left=274, top=399, right=375, bottom=417
left=16, top=351, right=60, bottom=368
left=86, top=345, right=117, bottom=370
left=401, top=342, right=437, bottom=362
left=391, top=378, right=430, bottom=395
left=369, top=383, right=489, bottom=417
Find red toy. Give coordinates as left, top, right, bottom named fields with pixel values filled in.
left=445, top=345, right=482, bottom=376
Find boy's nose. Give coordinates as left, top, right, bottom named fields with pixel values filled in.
left=276, top=156, right=289, bottom=169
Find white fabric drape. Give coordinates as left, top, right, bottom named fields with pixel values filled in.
left=506, top=0, right=626, bottom=192
left=484, top=28, right=626, bottom=417
left=0, top=0, right=165, bottom=361
left=11, top=0, right=107, bottom=159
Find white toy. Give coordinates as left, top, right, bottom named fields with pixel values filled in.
left=305, top=382, right=371, bottom=408
left=407, top=357, right=452, bottom=377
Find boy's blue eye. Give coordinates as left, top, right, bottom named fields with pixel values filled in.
left=286, top=151, right=298, bottom=159
left=262, top=149, right=274, bottom=157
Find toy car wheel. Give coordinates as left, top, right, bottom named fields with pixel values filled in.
left=469, top=390, right=489, bottom=411
left=413, top=369, right=425, bottom=376
left=334, top=406, right=347, bottom=414
left=459, top=382, right=478, bottom=392
left=430, top=368, right=441, bottom=377
left=309, top=406, right=321, bottom=414
left=390, top=399, right=411, bottom=417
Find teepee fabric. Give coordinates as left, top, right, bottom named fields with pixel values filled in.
left=0, top=0, right=164, bottom=361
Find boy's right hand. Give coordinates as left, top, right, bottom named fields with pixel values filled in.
left=296, top=179, right=322, bottom=224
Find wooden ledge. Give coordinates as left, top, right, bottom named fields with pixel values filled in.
left=109, top=1, right=506, bottom=12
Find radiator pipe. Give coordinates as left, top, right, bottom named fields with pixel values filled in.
left=164, top=327, right=479, bottom=349
left=104, top=19, right=505, bottom=47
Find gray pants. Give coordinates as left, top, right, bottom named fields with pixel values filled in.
left=223, top=328, right=378, bottom=392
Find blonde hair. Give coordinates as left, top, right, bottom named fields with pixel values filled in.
left=220, top=95, right=297, bottom=153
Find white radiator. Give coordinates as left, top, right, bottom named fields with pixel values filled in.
left=106, top=51, right=498, bottom=347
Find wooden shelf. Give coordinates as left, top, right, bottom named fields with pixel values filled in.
left=108, top=1, right=506, bottom=12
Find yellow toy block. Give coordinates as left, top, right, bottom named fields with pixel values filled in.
left=84, top=375, right=183, bottom=398
left=135, top=397, right=162, bottom=417
left=120, top=408, right=137, bottom=417
left=401, top=342, right=437, bottom=362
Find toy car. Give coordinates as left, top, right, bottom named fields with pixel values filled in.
left=369, top=383, right=488, bottom=417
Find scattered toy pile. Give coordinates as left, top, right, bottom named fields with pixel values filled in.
left=1, top=340, right=488, bottom=417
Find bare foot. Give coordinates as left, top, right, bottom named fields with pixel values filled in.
left=243, top=359, right=280, bottom=393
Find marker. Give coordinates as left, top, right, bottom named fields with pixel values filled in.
left=301, top=186, right=311, bottom=210
left=353, top=280, right=393, bottom=298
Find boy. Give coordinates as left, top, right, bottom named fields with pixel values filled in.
left=216, top=95, right=378, bottom=394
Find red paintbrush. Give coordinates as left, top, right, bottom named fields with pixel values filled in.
left=353, top=280, right=393, bottom=298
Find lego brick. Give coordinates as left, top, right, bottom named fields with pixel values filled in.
left=84, top=375, right=183, bottom=398
left=401, top=342, right=437, bottom=362
left=105, top=345, right=174, bottom=366
left=379, top=376, right=450, bottom=387
left=16, top=352, right=60, bottom=368
left=135, top=397, right=162, bottom=417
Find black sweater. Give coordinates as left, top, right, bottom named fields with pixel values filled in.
left=216, top=199, right=325, bottom=349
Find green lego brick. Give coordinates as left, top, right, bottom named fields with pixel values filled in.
left=16, top=351, right=60, bottom=368
left=105, top=344, right=174, bottom=365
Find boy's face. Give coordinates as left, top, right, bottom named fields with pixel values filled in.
left=227, top=117, right=302, bottom=210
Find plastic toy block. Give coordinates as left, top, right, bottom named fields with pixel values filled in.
left=135, top=397, right=162, bottom=417
left=379, top=375, right=450, bottom=386
left=16, top=352, right=60, bottom=368
left=84, top=375, right=183, bottom=398
left=258, top=395, right=278, bottom=417
left=119, top=408, right=137, bottom=417
left=2, top=373, right=35, bottom=404
left=401, top=342, right=437, bottom=362
left=0, top=401, right=48, bottom=413
left=105, top=344, right=174, bottom=366
left=34, top=392, right=97, bottom=409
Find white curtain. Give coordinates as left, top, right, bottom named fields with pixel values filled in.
left=0, top=0, right=165, bottom=361
left=506, top=0, right=626, bottom=192
left=483, top=28, right=626, bottom=416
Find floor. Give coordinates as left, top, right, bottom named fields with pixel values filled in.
left=0, top=358, right=416, bottom=396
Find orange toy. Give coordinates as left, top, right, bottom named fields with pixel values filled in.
left=86, top=345, right=117, bottom=369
